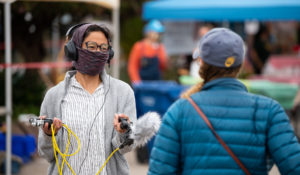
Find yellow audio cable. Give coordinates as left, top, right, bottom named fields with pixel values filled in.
left=96, top=147, right=120, bottom=175
left=50, top=123, right=121, bottom=175
left=51, top=124, right=80, bottom=175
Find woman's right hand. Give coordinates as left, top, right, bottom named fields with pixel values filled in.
left=40, top=116, right=63, bottom=136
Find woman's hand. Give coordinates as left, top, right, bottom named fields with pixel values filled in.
left=113, top=114, right=130, bottom=133
left=40, top=116, right=63, bottom=136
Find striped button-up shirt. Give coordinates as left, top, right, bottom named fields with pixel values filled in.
left=61, top=76, right=106, bottom=175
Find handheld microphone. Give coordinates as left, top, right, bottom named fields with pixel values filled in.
left=120, top=112, right=161, bottom=148
left=119, top=117, right=131, bottom=130
left=131, top=112, right=161, bottom=147
left=29, top=117, right=53, bottom=129
left=119, top=117, right=134, bottom=148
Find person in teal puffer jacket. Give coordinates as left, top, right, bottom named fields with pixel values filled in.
left=148, top=28, right=300, bottom=175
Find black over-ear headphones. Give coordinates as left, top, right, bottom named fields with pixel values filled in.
left=64, top=23, right=114, bottom=64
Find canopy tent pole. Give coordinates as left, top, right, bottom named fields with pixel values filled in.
left=112, top=6, right=120, bottom=78
left=4, top=1, right=13, bottom=175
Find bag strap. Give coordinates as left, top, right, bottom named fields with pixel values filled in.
left=187, top=97, right=251, bottom=175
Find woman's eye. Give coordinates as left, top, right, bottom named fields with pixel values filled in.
left=100, top=45, right=109, bottom=51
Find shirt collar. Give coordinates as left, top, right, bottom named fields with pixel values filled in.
left=65, top=70, right=109, bottom=94
left=70, top=75, right=104, bottom=94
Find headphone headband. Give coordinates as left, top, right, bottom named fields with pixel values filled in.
left=65, top=23, right=88, bottom=39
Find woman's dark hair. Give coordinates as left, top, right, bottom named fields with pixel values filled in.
left=181, top=62, right=242, bottom=98
left=82, top=24, right=112, bottom=46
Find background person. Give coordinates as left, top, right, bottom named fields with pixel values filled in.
left=128, top=20, right=167, bottom=84
left=189, top=24, right=214, bottom=79
left=38, top=23, right=137, bottom=175
left=248, top=24, right=272, bottom=74
left=148, top=28, right=300, bottom=175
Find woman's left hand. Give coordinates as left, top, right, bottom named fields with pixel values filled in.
left=114, top=114, right=130, bottom=133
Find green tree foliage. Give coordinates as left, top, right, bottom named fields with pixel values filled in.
left=11, top=1, right=110, bottom=62
left=0, top=70, right=46, bottom=120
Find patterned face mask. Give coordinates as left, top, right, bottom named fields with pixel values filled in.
left=74, top=47, right=109, bottom=76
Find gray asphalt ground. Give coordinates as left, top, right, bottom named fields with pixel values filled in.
left=19, top=150, right=148, bottom=175
left=19, top=150, right=280, bottom=175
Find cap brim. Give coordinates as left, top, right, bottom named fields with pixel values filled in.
left=192, top=48, right=200, bottom=59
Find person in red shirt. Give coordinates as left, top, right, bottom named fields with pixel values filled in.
left=128, top=20, right=167, bottom=83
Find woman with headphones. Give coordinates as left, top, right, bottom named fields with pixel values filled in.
left=38, top=23, right=137, bottom=175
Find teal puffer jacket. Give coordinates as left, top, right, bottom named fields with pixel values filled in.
left=148, top=78, right=300, bottom=175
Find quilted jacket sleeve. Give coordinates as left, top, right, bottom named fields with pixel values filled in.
left=148, top=101, right=181, bottom=175
left=267, top=101, right=300, bottom=175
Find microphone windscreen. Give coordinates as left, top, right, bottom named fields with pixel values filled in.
left=132, top=112, right=161, bottom=147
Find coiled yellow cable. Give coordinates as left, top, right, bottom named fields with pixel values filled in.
left=50, top=124, right=120, bottom=175
left=51, top=124, right=81, bottom=175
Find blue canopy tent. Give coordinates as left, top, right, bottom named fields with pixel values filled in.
left=143, top=0, right=300, bottom=21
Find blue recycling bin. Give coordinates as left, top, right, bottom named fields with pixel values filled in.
left=0, top=133, right=36, bottom=163
left=133, top=81, right=187, bottom=157
left=133, top=81, right=187, bottom=117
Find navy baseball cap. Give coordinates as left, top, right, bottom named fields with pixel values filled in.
left=193, top=28, right=244, bottom=68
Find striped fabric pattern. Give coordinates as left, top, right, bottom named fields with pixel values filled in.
left=61, top=76, right=106, bottom=175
